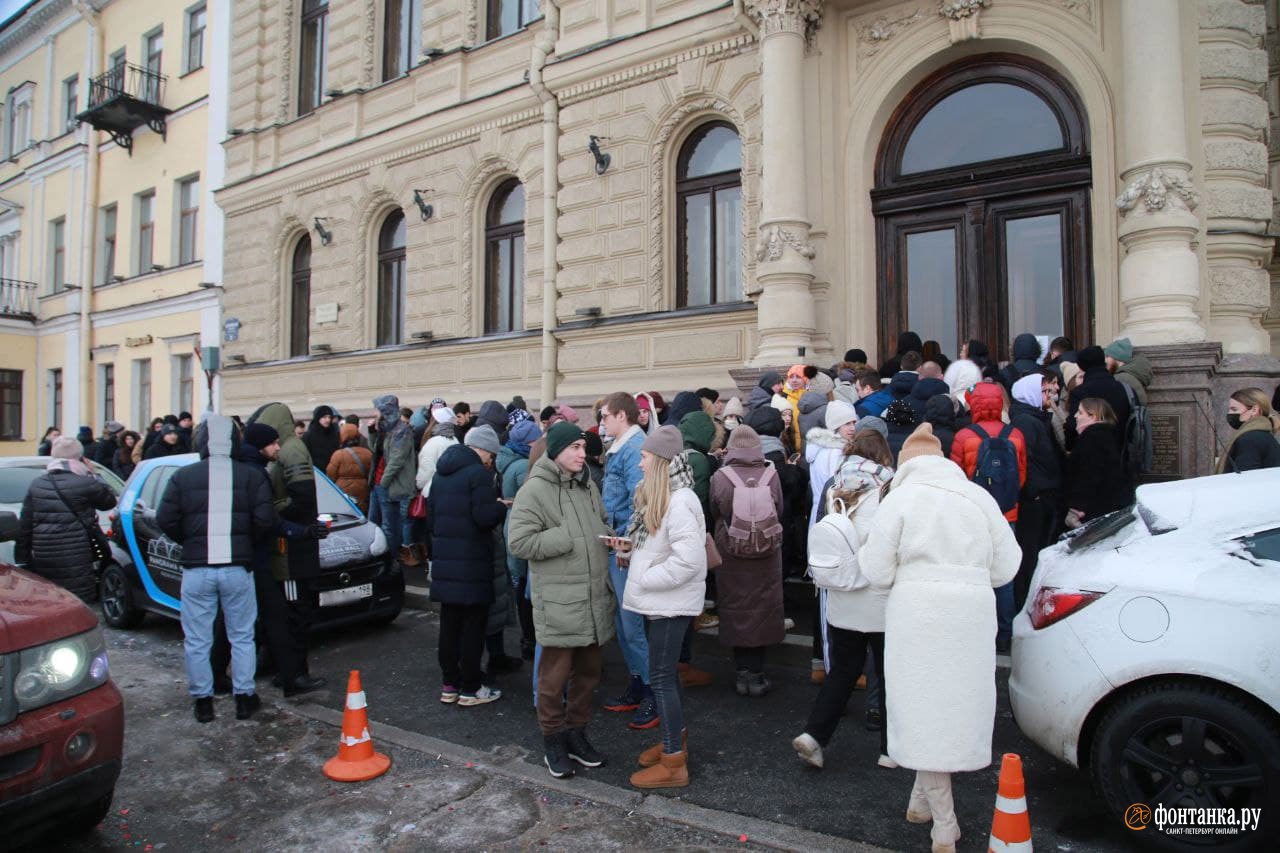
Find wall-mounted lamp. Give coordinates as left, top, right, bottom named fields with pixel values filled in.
left=313, top=217, right=333, bottom=246
left=412, top=189, right=434, bottom=222
left=410, top=330, right=434, bottom=341
left=311, top=343, right=332, bottom=354
left=587, top=136, right=611, bottom=175
left=574, top=306, right=602, bottom=317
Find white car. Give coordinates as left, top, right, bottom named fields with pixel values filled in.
left=1010, top=469, right=1279, bottom=850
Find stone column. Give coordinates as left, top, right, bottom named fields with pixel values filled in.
left=747, top=0, right=822, bottom=366
left=1115, top=0, right=1206, bottom=345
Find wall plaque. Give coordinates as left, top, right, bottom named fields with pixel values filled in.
left=315, top=303, right=339, bottom=324
left=1148, top=413, right=1182, bottom=480
left=125, top=334, right=153, bottom=347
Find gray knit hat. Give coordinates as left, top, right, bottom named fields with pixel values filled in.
left=641, top=425, right=684, bottom=460
left=464, top=424, right=501, bottom=456
left=854, top=416, right=889, bottom=439
left=51, top=436, right=84, bottom=459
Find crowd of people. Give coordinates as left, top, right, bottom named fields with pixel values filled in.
left=13, top=332, right=1280, bottom=853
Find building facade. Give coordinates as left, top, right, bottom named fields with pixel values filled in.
left=0, top=0, right=224, bottom=455
left=216, top=1, right=1278, bottom=421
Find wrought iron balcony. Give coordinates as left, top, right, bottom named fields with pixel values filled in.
left=0, top=278, right=36, bottom=319
left=76, top=63, right=172, bottom=155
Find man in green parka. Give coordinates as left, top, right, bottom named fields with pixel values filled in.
left=507, top=422, right=615, bottom=780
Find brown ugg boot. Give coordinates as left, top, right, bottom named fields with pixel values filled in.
left=677, top=662, right=713, bottom=688
left=630, top=751, right=688, bottom=789
left=398, top=545, right=421, bottom=567
left=638, top=730, right=687, bottom=767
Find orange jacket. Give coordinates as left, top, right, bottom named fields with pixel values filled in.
left=949, top=383, right=1027, bottom=522
left=326, top=445, right=373, bottom=513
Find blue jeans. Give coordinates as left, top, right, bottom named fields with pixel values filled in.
left=376, top=485, right=405, bottom=554
left=181, top=566, right=257, bottom=698
left=610, top=554, right=649, bottom=684
left=403, top=514, right=426, bottom=550
left=646, top=616, right=690, bottom=753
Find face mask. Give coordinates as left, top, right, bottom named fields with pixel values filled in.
left=724, top=417, right=740, bottom=430
left=1227, top=413, right=1243, bottom=430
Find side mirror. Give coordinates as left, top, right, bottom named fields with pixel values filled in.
left=0, top=511, right=19, bottom=543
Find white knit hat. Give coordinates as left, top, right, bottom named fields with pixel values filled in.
left=824, top=400, right=858, bottom=432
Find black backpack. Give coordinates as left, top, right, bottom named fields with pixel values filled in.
left=964, top=424, right=1020, bottom=513
left=1119, top=383, right=1153, bottom=478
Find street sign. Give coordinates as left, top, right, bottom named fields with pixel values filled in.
left=224, top=317, right=241, bottom=342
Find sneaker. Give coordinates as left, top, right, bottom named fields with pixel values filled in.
left=628, top=694, right=660, bottom=730
left=747, top=672, right=771, bottom=698
left=694, top=612, right=719, bottom=631
left=865, top=708, right=884, bottom=731
left=544, top=732, right=576, bottom=779
left=235, top=693, right=261, bottom=720
left=565, top=727, right=606, bottom=768
left=194, top=696, right=215, bottom=723
left=458, top=685, right=502, bottom=706
left=734, top=669, right=750, bottom=697
left=877, top=754, right=899, bottom=769
left=783, top=617, right=795, bottom=631
left=792, top=733, right=824, bottom=768
left=440, top=684, right=459, bottom=704
left=603, top=675, right=643, bottom=712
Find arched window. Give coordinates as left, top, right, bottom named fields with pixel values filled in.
left=289, top=235, right=311, bottom=357
left=376, top=211, right=406, bottom=347
left=873, top=55, right=1092, bottom=362
left=484, top=179, right=524, bottom=334
left=676, top=122, right=742, bottom=308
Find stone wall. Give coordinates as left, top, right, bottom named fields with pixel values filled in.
left=1265, top=0, right=1280, bottom=351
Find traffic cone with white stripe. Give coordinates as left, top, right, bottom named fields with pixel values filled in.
left=989, top=753, right=1033, bottom=852
left=323, top=670, right=391, bottom=782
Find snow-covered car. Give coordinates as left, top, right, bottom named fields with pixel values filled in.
left=1009, top=469, right=1279, bottom=850
left=99, top=454, right=403, bottom=631
left=0, top=457, right=125, bottom=565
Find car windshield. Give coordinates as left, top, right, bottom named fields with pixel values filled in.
left=317, top=473, right=363, bottom=521
left=87, top=461, right=126, bottom=494
left=1065, top=506, right=1137, bottom=552
left=0, top=467, right=45, bottom=503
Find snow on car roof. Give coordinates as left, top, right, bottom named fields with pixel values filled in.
left=1137, top=468, right=1280, bottom=539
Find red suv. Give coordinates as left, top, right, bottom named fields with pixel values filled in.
left=0, top=510, right=124, bottom=846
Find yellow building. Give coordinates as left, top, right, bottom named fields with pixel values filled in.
left=0, top=0, right=223, bottom=455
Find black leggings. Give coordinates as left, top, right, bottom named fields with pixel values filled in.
left=804, top=626, right=886, bottom=755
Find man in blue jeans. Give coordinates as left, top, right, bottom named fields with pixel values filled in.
left=597, top=392, right=657, bottom=729
left=157, top=413, right=279, bottom=723
left=371, top=395, right=418, bottom=564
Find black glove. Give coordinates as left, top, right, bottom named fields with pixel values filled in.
left=304, top=523, right=330, bottom=540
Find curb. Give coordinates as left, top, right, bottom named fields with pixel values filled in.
left=288, top=701, right=887, bottom=853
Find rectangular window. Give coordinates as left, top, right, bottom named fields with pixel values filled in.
left=185, top=4, right=207, bottom=72
left=143, top=29, right=163, bottom=103
left=101, top=204, right=117, bottom=283
left=298, top=0, right=329, bottom=116
left=175, top=354, right=194, bottom=414
left=178, top=175, right=199, bottom=264
left=109, top=48, right=126, bottom=90
left=50, top=368, right=62, bottom=430
left=101, top=363, right=115, bottom=423
left=0, top=369, right=20, bottom=439
left=134, top=359, right=151, bottom=427
left=487, top=0, right=540, bottom=40
left=382, top=0, right=416, bottom=81
left=137, top=190, right=155, bottom=273
left=6, top=85, right=33, bottom=157
left=49, top=218, right=65, bottom=292
left=63, top=75, right=78, bottom=131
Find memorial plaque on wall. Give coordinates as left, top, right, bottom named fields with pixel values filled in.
left=1148, top=413, right=1182, bottom=480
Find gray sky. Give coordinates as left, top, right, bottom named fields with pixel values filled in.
left=0, top=0, right=34, bottom=30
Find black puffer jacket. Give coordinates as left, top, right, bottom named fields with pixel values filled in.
left=999, top=333, right=1043, bottom=390
left=17, top=465, right=117, bottom=601
left=157, top=413, right=276, bottom=568
left=1064, top=423, right=1134, bottom=522
left=1010, top=400, right=1063, bottom=498
left=302, top=405, right=341, bottom=470
left=426, top=444, right=507, bottom=606
left=924, top=395, right=960, bottom=458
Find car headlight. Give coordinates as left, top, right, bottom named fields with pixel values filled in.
left=14, top=628, right=111, bottom=713
left=370, top=524, right=388, bottom=557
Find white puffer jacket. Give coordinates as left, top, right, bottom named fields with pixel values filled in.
left=416, top=434, right=457, bottom=495
left=621, top=488, right=707, bottom=618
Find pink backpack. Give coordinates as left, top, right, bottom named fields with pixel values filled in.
left=720, top=466, right=783, bottom=559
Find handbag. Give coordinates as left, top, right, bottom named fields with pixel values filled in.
left=408, top=491, right=428, bottom=520
left=49, top=473, right=111, bottom=563
left=704, top=532, right=722, bottom=570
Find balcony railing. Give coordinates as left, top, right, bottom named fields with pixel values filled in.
left=0, top=278, right=36, bottom=319
left=76, top=62, right=172, bottom=155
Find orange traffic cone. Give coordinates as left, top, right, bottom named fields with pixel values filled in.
left=988, top=753, right=1033, bottom=852
left=323, top=670, right=391, bottom=782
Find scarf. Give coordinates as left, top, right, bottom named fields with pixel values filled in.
left=831, top=455, right=894, bottom=513
left=430, top=420, right=456, bottom=440
left=1215, top=415, right=1280, bottom=474
left=623, top=452, right=696, bottom=553
left=47, top=457, right=93, bottom=477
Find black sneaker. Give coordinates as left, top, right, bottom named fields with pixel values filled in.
left=565, top=727, right=606, bottom=768
left=194, top=697, right=215, bottom=723
left=235, top=693, right=261, bottom=720
left=283, top=674, right=328, bottom=697
left=543, top=732, right=576, bottom=779
left=865, top=708, right=883, bottom=731
left=627, top=694, right=660, bottom=730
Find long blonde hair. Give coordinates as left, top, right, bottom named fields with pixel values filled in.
left=1231, top=387, right=1280, bottom=432
left=633, top=455, right=672, bottom=535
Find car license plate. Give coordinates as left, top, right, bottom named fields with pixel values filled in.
left=319, top=583, right=372, bottom=607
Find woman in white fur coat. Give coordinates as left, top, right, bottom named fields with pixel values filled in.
left=860, top=422, right=1020, bottom=853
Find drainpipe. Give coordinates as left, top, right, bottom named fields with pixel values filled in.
left=73, top=0, right=101, bottom=423
left=529, top=2, right=560, bottom=407
left=732, top=0, right=759, bottom=37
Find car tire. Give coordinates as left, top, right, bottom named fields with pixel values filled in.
left=371, top=604, right=402, bottom=627
left=65, top=789, right=114, bottom=837
left=99, top=563, right=145, bottom=629
left=1090, top=681, right=1280, bottom=851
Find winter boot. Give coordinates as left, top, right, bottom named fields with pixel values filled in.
left=543, top=731, right=575, bottom=779
left=747, top=672, right=772, bottom=698
left=603, top=674, right=643, bottom=712
left=734, top=669, right=750, bottom=697
left=791, top=733, right=824, bottom=769
left=677, top=662, right=712, bottom=688
left=628, top=691, right=660, bottom=730
left=398, top=545, right=421, bottom=567
left=639, top=729, right=687, bottom=767
left=629, top=750, right=689, bottom=789
left=906, top=773, right=932, bottom=823
left=565, top=727, right=606, bottom=768
left=193, top=697, right=214, bottom=723
left=235, top=693, right=261, bottom=720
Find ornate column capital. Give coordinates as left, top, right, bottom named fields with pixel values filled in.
left=938, top=0, right=989, bottom=20
left=745, top=0, right=824, bottom=39
left=1115, top=166, right=1201, bottom=217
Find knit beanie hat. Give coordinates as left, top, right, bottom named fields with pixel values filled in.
left=507, top=408, right=533, bottom=429
left=545, top=421, right=586, bottom=462
left=244, top=422, right=280, bottom=449
left=641, top=425, right=684, bottom=460
left=746, top=405, right=785, bottom=437
left=339, top=423, right=360, bottom=444
left=429, top=397, right=447, bottom=411
left=1104, top=337, right=1134, bottom=363
left=556, top=403, right=580, bottom=424
left=1077, top=345, right=1105, bottom=372
left=882, top=399, right=920, bottom=427
left=897, top=422, right=943, bottom=465
left=52, top=436, right=84, bottom=459
left=771, top=394, right=791, bottom=413
left=844, top=349, right=868, bottom=365
left=721, top=396, right=745, bottom=419
left=104, top=420, right=125, bottom=436
left=432, top=406, right=455, bottom=425
left=824, top=400, right=858, bottom=432
left=77, top=426, right=93, bottom=442
left=854, top=416, right=889, bottom=439
left=465, top=425, right=501, bottom=456
left=1060, top=361, right=1083, bottom=390
left=808, top=371, right=835, bottom=397
left=726, top=424, right=761, bottom=450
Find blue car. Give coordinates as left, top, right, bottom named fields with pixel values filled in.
left=99, top=454, right=403, bottom=631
